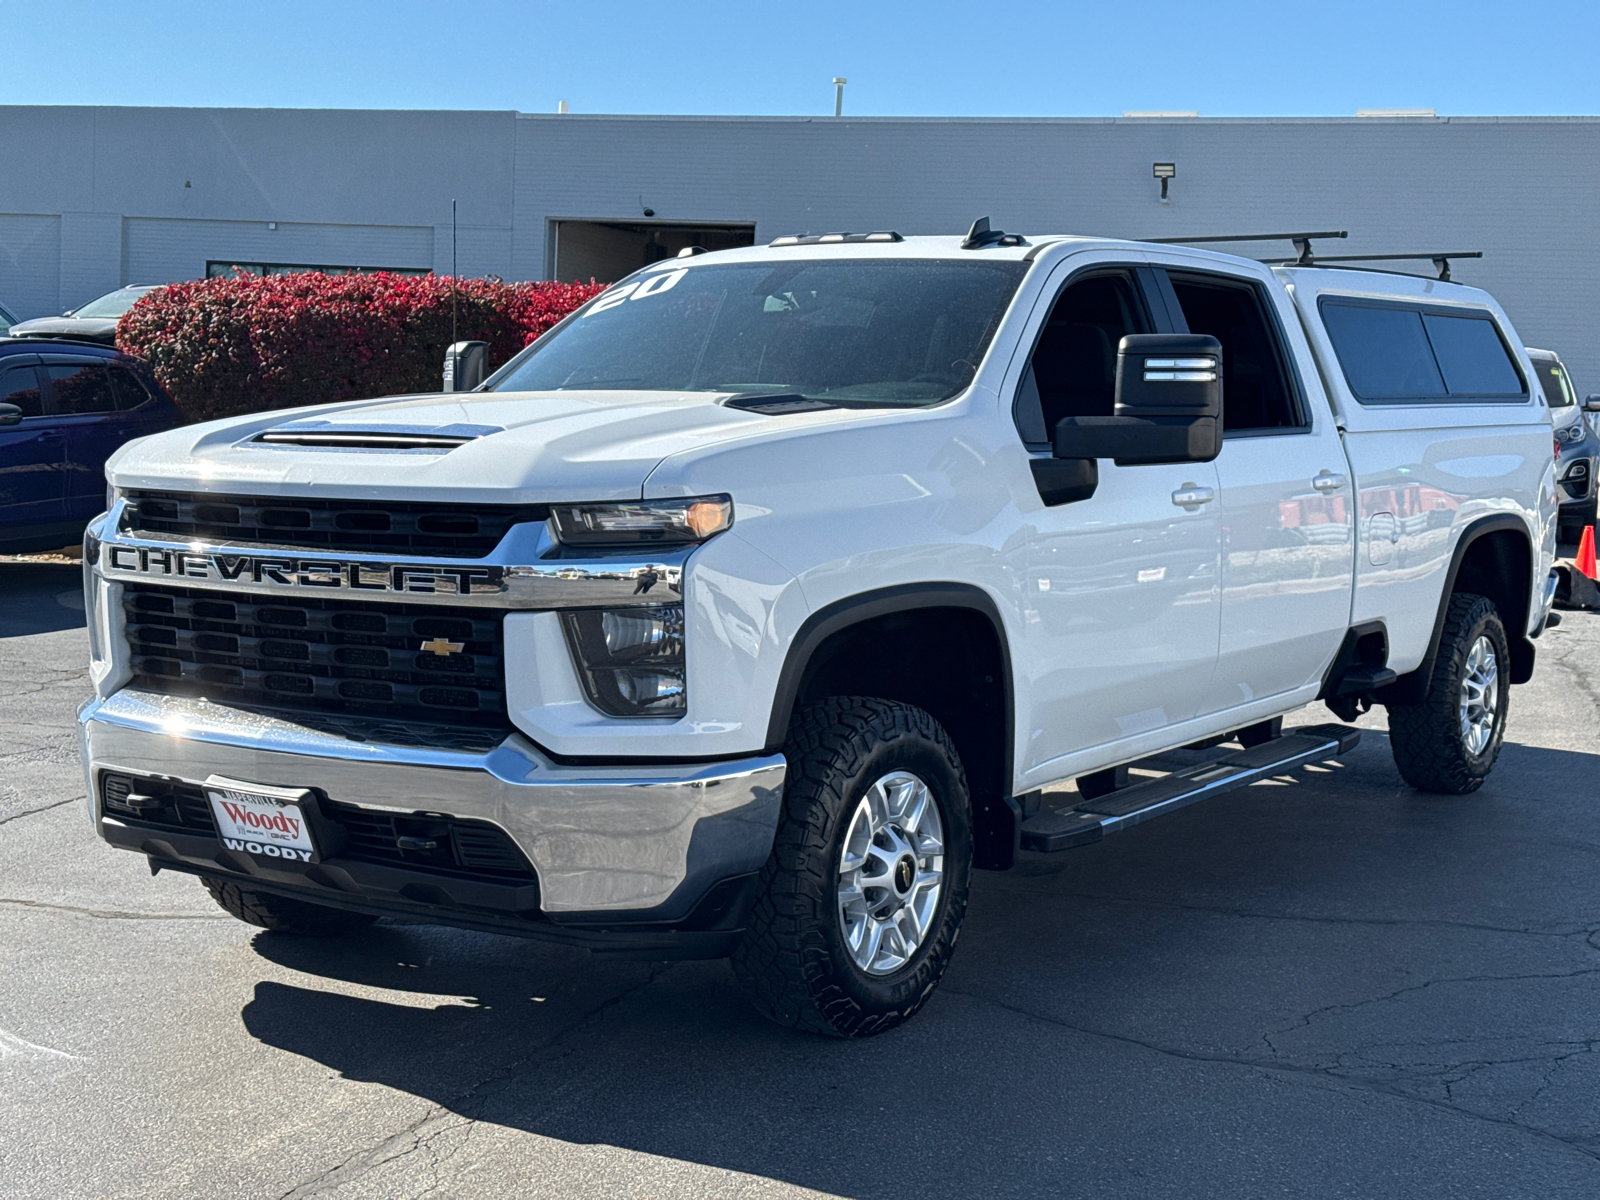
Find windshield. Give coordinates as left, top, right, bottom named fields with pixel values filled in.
left=72, top=287, right=157, bottom=319
left=1535, top=360, right=1577, bottom=408
left=487, top=259, right=1028, bottom=406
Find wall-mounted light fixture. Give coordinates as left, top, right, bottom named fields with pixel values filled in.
left=1153, top=162, right=1176, bottom=201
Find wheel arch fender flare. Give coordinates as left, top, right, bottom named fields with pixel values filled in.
left=763, top=583, right=1020, bottom=868
left=763, top=582, right=1015, bottom=755
left=1381, top=513, right=1537, bottom=705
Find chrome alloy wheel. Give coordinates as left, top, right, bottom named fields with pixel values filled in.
left=1459, top=634, right=1500, bottom=756
left=837, top=770, right=945, bottom=976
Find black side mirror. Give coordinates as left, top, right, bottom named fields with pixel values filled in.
left=1584, top=394, right=1600, bottom=413
left=1052, top=334, right=1223, bottom=466
left=0, top=403, right=21, bottom=427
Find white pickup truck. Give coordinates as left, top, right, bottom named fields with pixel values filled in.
left=78, top=225, right=1559, bottom=1036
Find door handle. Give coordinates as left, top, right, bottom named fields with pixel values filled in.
left=1311, top=471, right=1347, bottom=493
left=1170, top=484, right=1215, bottom=508
left=34, top=432, right=65, bottom=445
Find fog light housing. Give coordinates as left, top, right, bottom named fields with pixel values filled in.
left=561, top=605, right=686, bottom=717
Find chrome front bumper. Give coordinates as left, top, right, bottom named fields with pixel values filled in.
left=79, top=690, right=786, bottom=919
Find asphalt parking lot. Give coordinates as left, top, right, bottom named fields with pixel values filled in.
left=4, top=558, right=1600, bottom=1200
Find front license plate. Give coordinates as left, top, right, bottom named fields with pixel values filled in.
left=205, top=775, right=320, bottom=864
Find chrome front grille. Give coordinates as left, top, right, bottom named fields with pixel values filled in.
left=122, top=584, right=507, bottom=729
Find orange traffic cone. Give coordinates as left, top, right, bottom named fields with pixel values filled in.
left=1578, top=525, right=1597, bottom=581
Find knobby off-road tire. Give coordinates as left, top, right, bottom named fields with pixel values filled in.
left=1387, top=592, right=1510, bottom=794
left=200, top=875, right=378, bottom=936
left=732, top=696, right=973, bottom=1037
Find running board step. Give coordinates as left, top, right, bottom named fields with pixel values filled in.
left=1019, top=723, right=1361, bottom=853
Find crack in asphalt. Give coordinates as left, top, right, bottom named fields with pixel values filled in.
left=941, top=984, right=1600, bottom=1164
left=1260, top=967, right=1600, bottom=1058
left=1542, top=632, right=1600, bottom=728
left=0, top=796, right=77, bottom=826
left=0, top=897, right=228, bottom=922
left=274, top=962, right=676, bottom=1199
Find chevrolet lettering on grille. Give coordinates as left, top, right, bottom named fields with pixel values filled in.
left=103, top=545, right=501, bottom=596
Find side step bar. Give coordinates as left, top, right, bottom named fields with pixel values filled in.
left=1019, top=723, right=1362, bottom=853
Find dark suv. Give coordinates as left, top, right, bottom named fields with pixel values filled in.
left=0, top=339, right=181, bottom=554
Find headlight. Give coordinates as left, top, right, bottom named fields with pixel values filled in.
left=561, top=604, right=686, bottom=716
left=549, top=495, right=732, bottom=548
left=1556, top=424, right=1586, bottom=445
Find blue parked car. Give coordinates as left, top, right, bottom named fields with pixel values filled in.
left=0, top=338, right=181, bottom=554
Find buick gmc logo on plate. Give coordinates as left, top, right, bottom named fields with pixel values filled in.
left=104, top=544, right=500, bottom=596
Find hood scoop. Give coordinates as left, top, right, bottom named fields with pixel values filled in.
left=247, top=420, right=503, bottom=452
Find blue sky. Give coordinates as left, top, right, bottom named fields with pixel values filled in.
left=5, top=0, right=1597, bottom=117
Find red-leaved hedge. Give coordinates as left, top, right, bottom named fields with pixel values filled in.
left=116, top=271, right=605, bottom=423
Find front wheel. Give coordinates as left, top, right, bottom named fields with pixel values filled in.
left=732, top=697, right=973, bottom=1037
left=1386, top=592, right=1510, bottom=794
left=200, top=875, right=379, bottom=936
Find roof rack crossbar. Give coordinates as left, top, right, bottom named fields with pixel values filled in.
left=1148, top=230, right=1348, bottom=265
left=1264, top=250, right=1483, bottom=281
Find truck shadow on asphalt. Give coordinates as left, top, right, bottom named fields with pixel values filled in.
left=0, top=563, right=87, bottom=638
left=238, top=732, right=1600, bottom=1198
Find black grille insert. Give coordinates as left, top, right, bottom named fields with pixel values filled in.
left=99, top=773, right=214, bottom=833
left=320, top=800, right=536, bottom=879
left=123, top=584, right=507, bottom=729
left=123, top=490, right=547, bottom=558
left=99, top=772, right=536, bottom=883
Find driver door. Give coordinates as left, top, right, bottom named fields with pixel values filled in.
left=1011, top=258, right=1222, bottom=788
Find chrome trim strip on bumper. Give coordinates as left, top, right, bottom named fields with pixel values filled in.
left=88, top=502, right=690, bottom=609
left=79, top=690, right=786, bottom=914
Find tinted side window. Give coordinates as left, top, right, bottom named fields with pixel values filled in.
left=1421, top=313, right=1524, bottom=396
left=0, top=366, right=45, bottom=417
left=109, top=367, right=153, bottom=411
left=47, top=363, right=119, bottom=415
left=1320, top=301, right=1525, bottom=402
left=1169, top=276, right=1300, bottom=432
left=1016, top=273, right=1147, bottom=443
left=1320, top=304, right=1444, bottom=399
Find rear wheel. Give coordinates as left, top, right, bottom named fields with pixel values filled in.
left=732, top=696, right=973, bottom=1037
left=1386, top=592, right=1510, bottom=794
left=200, top=875, right=378, bottom=936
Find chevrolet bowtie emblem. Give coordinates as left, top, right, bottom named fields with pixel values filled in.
left=420, top=637, right=465, bottom=656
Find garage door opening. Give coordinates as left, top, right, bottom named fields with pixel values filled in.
left=549, top=220, right=756, bottom=284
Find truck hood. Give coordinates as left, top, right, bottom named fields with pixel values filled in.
left=106, top=389, right=864, bottom=502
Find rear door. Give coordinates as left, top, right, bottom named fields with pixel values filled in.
left=1149, top=262, right=1355, bottom=714
left=0, top=359, right=66, bottom=534
left=41, top=357, right=131, bottom=520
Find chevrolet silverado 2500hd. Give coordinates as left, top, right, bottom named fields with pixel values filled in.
left=79, top=226, right=1559, bottom=1036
